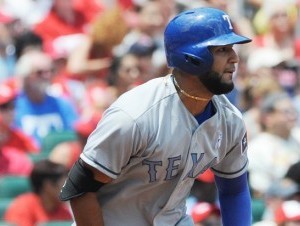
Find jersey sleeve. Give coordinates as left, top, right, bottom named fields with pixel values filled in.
left=80, top=106, right=144, bottom=179
left=211, top=130, right=249, bottom=179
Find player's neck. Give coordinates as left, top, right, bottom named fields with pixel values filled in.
left=172, top=71, right=212, bottom=116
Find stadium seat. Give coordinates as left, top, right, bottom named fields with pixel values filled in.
left=0, top=220, right=16, bottom=226
left=40, top=130, right=78, bottom=154
left=28, top=130, right=78, bottom=163
left=0, top=176, right=31, bottom=199
left=37, top=221, right=73, bottom=226
left=0, top=198, right=13, bottom=220
left=28, top=152, right=51, bottom=163
left=251, top=198, right=266, bottom=223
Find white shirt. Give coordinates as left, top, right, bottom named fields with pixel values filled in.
left=248, top=131, right=300, bottom=193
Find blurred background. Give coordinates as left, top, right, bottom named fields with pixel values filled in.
left=0, top=0, right=300, bottom=225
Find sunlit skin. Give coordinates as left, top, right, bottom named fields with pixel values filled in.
left=199, top=45, right=239, bottom=95
left=264, top=98, right=298, bottom=139
left=139, top=1, right=165, bottom=35
left=211, top=45, right=238, bottom=79
left=20, top=51, right=54, bottom=103
left=205, top=0, right=228, bottom=12
left=116, top=54, right=141, bottom=94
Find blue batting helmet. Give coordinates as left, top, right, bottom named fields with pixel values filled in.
left=164, top=7, right=251, bottom=75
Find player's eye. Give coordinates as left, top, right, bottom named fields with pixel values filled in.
left=210, top=45, right=233, bottom=54
left=218, top=47, right=226, bottom=52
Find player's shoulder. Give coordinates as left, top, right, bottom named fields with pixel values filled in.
left=213, top=94, right=243, bottom=119
left=110, top=75, right=176, bottom=118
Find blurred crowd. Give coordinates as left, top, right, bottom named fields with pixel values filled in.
left=0, top=0, right=300, bottom=225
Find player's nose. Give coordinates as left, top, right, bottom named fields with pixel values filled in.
left=229, top=48, right=239, bottom=64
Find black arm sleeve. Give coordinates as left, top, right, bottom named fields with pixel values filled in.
left=59, top=159, right=106, bottom=201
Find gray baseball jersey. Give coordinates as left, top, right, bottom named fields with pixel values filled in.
left=80, top=75, right=248, bottom=226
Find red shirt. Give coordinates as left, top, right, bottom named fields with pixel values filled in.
left=73, top=0, right=105, bottom=22
left=0, top=120, right=39, bottom=153
left=5, top=129, right=39, bottom=153
left=33, top=9, right=87, bottom=45
left=4, top=193, right=72, bottom=226
left=0, top=146, right=33, bottom=176
left=253, top=35, right=300, bottom=59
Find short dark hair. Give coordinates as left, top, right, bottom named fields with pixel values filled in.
left=30, top=159, right=68, bottom=194
left=286, top=161, right=300, bottom=185
left=14, top=31, right=43, bottom=59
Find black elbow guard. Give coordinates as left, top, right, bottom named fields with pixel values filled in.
left=59, top=158, right=106, bottom=201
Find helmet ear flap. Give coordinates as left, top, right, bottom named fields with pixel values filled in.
left=166, top=50, right=212, bottom=76
left=184, top=54, right=203, bottom=66
left=182, top=52, right=212, bottom=75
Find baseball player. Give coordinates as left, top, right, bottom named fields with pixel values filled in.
left=60, top=7, right=252, bottom=226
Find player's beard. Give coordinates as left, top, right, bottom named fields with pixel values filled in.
left=198, top=70, right=234, bottom=95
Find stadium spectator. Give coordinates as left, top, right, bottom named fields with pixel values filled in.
left=0, top=80, right=36, bottom=176
left=241, top=70, right=283, bottom=140
left=33, top=0, right=90, bottom=47
left=191, top=202, right=221, bottom=226
left=248, top=92, right=300, bottom=195
left=49, top=112, right=101, bottom=170
left=106, top=52, right=143, bottom=97
left=252, top=0, right=300, bottom=61
left=114, top=0, right=167, bottom=78
left=4, top=159, right=72, bottom=226
left=0, top=16, right=16, bottom=80
left=66, top=6, right=128, bottom=83
left=286, top=161, right=300, bottom=189
left=13, top=50, right=79, bottom=146
left=274, top=200, right=300, bottom=226
left=186, top=169, right=217, bottom=215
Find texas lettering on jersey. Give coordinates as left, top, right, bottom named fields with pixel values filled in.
left=142, top=153, right=216, bottom=183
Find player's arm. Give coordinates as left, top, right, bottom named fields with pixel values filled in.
left=214, top=172, right=252, bottom=226
left=60, top=158, right=113, bottom=226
